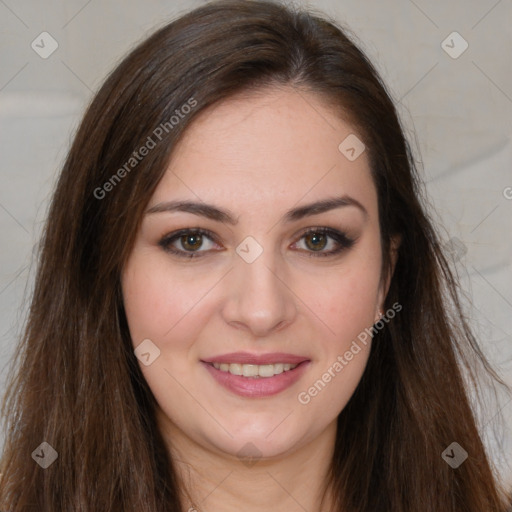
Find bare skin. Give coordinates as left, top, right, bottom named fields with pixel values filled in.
left=122, top=86, right=399, bottom=511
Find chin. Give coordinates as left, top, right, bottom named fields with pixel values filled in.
left=196, top=413, right=320, bottom=463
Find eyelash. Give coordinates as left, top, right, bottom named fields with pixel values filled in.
left=158, top=227, right=356, bottom=259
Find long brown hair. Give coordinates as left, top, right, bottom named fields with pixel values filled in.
left=1, top=1, right=510, bottom=510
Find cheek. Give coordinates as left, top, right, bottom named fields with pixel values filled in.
left=301, top=260, right=381, bottom=348
left=122, top=254, right=209, bottom=347
left=292, top=257, right=379, bottom=413
left=334, top=273, right=378, bottom=336
left=295, top=284, right=375, bottom=421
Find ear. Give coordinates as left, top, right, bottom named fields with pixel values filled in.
left=375, top=234, right=401, bottom=321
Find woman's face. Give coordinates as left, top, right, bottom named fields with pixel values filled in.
left=121, top=86, right=393, bottom=461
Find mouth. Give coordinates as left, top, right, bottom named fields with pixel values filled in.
left=209, top=361, right=299, bottom=378
left=201, top=352, right=310, bottom=397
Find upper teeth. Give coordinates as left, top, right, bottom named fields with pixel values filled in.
left=212, top=362, right=298, bottom=378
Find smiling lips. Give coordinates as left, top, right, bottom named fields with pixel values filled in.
left=211, top=362, right=298, bottom=378
left=202, top=352, right=310, bottom=397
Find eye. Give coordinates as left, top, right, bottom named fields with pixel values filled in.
left=292, top=227, right=355, bottom=257
left=158, top=226, right=355, bottom=260
left=158, top=228, right=220, bottom=259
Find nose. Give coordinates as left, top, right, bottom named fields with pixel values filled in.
left=220, top=246, right=298, bottom=337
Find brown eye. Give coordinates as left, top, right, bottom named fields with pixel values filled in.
left=294, top=227, right=356, bottom=257
left=180, top=233, right=204, bottom=251
left=159, top=228, right=219, bottom=258
left=304, top=232, right=328, bottom=251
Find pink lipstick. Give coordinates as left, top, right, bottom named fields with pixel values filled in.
left=201, top=352, right=310, bottom=398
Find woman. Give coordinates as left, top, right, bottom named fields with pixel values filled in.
left=0, top=1, right=510, bottom=510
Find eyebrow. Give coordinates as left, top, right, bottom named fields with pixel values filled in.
left=145, top=195, right=368, bottom=225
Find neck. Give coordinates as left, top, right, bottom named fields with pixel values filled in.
left=157, top=409, right=337, bottom=512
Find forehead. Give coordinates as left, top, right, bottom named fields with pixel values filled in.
left=151, top=86, right=377, bottom=219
